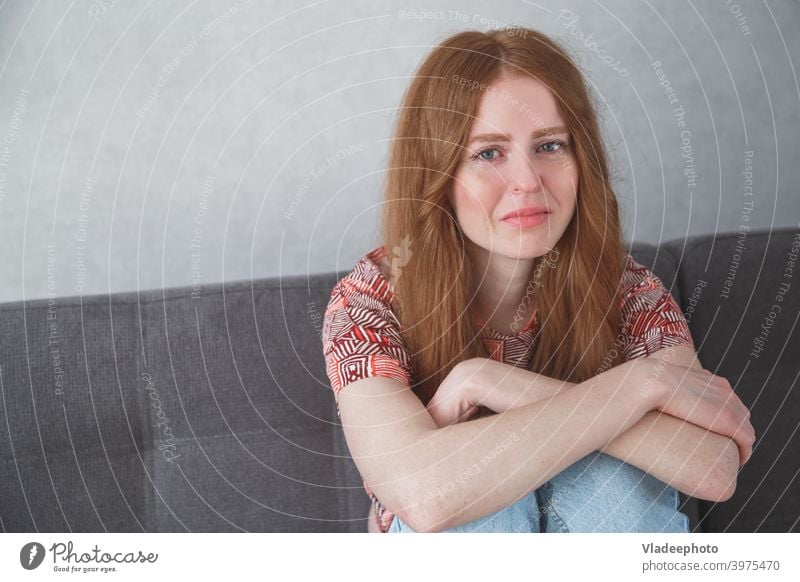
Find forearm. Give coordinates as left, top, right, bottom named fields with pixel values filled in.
left=405, top=365, right=652, bottom=532
left=467, top=359, right=570, bottom=412
left=468, top=359, right=738, bottom=501
left=602, top=410, right=739, bottom=501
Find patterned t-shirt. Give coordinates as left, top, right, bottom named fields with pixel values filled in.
left=321, top=245, right=695, bottom=533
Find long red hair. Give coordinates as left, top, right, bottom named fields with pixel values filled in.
left=381, top=27, right=626, bottom=405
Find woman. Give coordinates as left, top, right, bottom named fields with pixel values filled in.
left=321, top=26, right=755, bottom=534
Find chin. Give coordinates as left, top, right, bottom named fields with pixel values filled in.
left=468, top=232, right=561, bottom=260
left=500, top=235, right=560, bottom=258
left=496, top=246, right=551, bottom=261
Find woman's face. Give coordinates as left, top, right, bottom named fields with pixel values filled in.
left=449, top=75, right=579, bottom=260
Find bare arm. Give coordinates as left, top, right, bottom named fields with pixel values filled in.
left=601, top=347, right=742, bottom=502
left=339, top=358, right=659, bottom=533
left=439, top=346, right=746, bottom=502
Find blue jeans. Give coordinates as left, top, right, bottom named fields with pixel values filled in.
left=387, top=451, right=690, bottom=533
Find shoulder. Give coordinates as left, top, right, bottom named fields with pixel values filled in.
left=332, top=245, right=393, bottom=304
left=619, top=254, right=674, bottom=308
left=618, top=253, right=695, bottom=357
left=321, top=246, right=413, bottom=403
left=323, top=246, right=402, bottom=338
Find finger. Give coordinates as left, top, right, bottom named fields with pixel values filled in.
left=732, top=428, right=753, bottom=462
left=722, top=394, right=749, bottom=425
left=734, top=396, right=750, bottom=420
left=734, top=437, right=750, bottom=466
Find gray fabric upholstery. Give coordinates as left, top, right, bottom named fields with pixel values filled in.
left=665, top=229, right=800, bottom=532
left=1, top=228, right=797, bottom=532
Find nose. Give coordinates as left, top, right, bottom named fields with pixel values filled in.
left=507, top=152, right=543, bottom=194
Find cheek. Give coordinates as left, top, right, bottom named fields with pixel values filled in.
left=451, top=168, right=503, bottom=224
left=561, top=156, right=580, bottom=197
left=450, top=193, right=479, bottom=237
left=451, top=187, right=493, bottom=236
left=545, top=163, right=579, bottom=207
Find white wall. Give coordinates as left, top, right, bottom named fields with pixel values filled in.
left=0, top=0, right=798, bottom=302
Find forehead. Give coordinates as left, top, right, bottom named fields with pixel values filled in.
left=469, top=75, right=565, bottom=134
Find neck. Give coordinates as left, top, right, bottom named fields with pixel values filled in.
left=467, top=242, right=538, bottom=333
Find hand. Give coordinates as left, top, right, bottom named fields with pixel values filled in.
left=426, top=361, right=481, bottom=428
left=427, top=357, right=572, bottom=426
left=632, top=358, right=755, bottom=465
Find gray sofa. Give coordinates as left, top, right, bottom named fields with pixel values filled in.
left=1, top=228, right=798, bottom=533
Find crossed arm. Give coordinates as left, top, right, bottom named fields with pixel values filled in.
left=430, top=345, right=742, bottom=503
left=364, top=345, right=747, bottom=531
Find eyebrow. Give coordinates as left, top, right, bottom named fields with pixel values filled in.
left=468, top=126, right=569, bottom=144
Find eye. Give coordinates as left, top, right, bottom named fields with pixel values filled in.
left=471, top=147, right=501, bottom=162
left=538, top=139, right=569, bottom=155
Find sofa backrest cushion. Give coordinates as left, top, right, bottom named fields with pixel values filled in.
left=667, top=228, right=800, bottom=533
left=0, top=272, right=366, bottom=532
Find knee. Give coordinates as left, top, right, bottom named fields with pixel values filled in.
left=388, top=516, right=415, bottom=533
left=437, top=490, right=542, bottom=533
left=548, top=451, right=628, bottom=487
left=546, top=454, right=690, bottom=533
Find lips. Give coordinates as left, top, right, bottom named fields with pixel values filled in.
left=500, top=207, right=550, bottom=221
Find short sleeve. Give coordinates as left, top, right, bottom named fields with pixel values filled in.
left=618, top=255, right=696, bottom=361
left=321, top=255, right=413, bottom=418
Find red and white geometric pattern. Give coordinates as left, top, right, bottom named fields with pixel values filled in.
left=619, top=254, right=696, bottom=359
left=322, top=246, right=695, bottom=533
